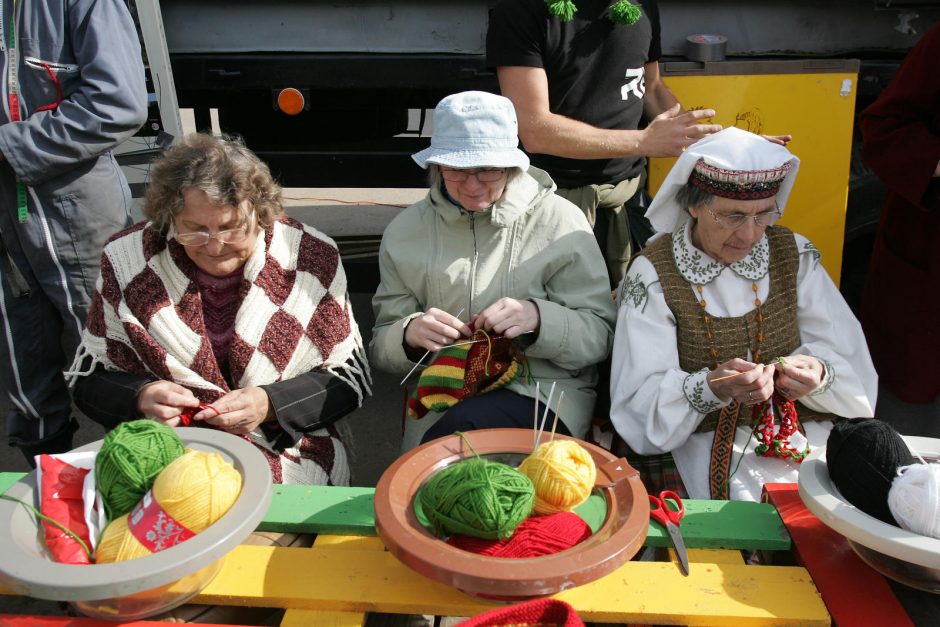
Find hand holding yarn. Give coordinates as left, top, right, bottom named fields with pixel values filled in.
left=707, top=358, right=773, bottom=405
left=136, top=381, right=201, bottom=426
left=471, top=297, right=540, bottom=340
left=95, top=420, right=185, bottom=520
left=195, top=386, right=271, bottom=435
left=773, top=355, right=824, bottom=401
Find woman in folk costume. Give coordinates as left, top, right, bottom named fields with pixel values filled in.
left=609, top=127, right=877, bottom=501
left=68, top=133, right=370, bottom=486
left=371, top=91, right=615, bottom=451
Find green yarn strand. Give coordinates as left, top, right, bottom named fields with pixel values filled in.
left=610, top=0, right=642, bottom=25
left=0, top=494, right=92, bottom=560
left=96, top=420, right=184, bottom=520
left=546, top=0, right=577, bottom=22
left=419, top=456, right=534, bottom=540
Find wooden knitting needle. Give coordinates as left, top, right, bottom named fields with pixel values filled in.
left=710, top=358, right=786, bottom=383
left=399, top=308, right=465, bottom=386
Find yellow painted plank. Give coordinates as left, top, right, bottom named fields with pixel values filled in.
left=281, top=608, right=365, bottom=627
left=314, top=535, right=386, bottom=551
left=195, top=545, right=828, bottom=626
left=686, top=548, right=745, bottom=564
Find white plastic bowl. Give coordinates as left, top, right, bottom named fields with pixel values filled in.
left=798, top=436, right=940, bottom=593
left=0, top=427, right=272, bottom=619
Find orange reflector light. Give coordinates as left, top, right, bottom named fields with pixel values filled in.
left=277, top=88, right=305, bottom=115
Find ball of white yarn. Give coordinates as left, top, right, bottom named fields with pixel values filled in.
left=888, top=463, right=940, bottom=538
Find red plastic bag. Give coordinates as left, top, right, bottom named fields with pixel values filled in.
left=38, top=455, right=93, bottom=564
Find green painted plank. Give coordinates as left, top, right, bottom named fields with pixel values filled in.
left=0, top=472, right=25, bottom=495
left=644, top=499, right=791, bottom=551
left=1, top=471, right=790, bottom=550
left=256, top=485, right=377, bottom=536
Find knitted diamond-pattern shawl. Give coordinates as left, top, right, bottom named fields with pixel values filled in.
left=68, top=215, right=370, bottom=485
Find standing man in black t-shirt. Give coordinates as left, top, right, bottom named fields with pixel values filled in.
left=487, top=0, right=721, bottom=287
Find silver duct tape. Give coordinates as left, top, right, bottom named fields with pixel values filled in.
left=686, top=34, right=728, bottom=62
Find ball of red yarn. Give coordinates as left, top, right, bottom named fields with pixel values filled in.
left=447, top=512, right=591, bottom=558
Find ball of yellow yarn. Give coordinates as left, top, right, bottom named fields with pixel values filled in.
left=518, top=439, right=596, bottom=515
left=96, top=450, right=242, bottom=563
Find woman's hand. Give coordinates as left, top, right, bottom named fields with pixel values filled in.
left=194, top=387, right=272, bottom=434
left=137, top=380, right=200, bottom=426
left=471, top=298, right=540, bottom=339
left=774, top=355, right=825, bottom=401
left=707, top=358, right=775, bottom=405
left=404, top=307, right=473, bottom=352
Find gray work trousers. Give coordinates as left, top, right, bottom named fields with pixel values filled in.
left=0, top=153, right=133, bottom=452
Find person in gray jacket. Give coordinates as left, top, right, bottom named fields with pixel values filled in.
left=0, top=0, right=147, bottom=462
left=371, top=91, right=616, bottom=451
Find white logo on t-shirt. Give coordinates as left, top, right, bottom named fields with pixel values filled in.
left=621, top=67, right=646, bottom=101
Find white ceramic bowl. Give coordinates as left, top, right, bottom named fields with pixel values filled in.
left=798, top=436, right=940, bottom=593
left=0, top=428, right=272, bottom=619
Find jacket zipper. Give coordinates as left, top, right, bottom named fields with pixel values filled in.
left=469, top=212, right=478, bottom=316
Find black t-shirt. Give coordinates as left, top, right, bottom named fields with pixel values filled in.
left=487, top=0, right=662, bottom=187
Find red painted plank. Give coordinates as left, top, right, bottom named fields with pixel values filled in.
left=0, top=615, right=251, bottom=627
left=763, top=483, right=913, bottom=627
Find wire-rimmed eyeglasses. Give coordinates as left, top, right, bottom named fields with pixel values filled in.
left=170, top=213, right=256, bottom=247
left=704, top=204, right=782, bottom=230
left=440, top=168, right=508, bottom=183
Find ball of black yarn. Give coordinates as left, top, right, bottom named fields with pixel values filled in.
left=827, top=418, right=914, bottom=526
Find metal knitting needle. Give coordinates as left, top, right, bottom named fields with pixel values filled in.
left=532, top=381, right=541, bottom=450
left=399, top=308, right=465, bottom=386
left=535, top=381, right=556, bottom=448
left=549, top=390, right=565, bottom=442
left=399, top=328, right=536, bottom=385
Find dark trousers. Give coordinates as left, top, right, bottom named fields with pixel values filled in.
left=420, top=389, right=571, bottom=445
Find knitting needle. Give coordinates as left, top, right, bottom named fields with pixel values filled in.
left=532, top=381, right=541, bottom=450
left=710, top=357, right=789, bottom=383
left=549, top=391, right=565, bottom=442
left=535, top=381, right=556, bottom=448
left=399, top=328, right=536, bottom=385
left=399, top=307, right=465, bottom=386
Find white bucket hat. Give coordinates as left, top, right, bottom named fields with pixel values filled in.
left=645, top=127, right=800, bottom=233
left=412, top=91, right=530, bottom=171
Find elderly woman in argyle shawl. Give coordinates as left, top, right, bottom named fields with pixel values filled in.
left=68, top=134, right=370, bottom=486
left=609, top=128, right=876, bottom=502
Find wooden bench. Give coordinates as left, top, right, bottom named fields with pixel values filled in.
left=1, top=472, right=827, bottom=626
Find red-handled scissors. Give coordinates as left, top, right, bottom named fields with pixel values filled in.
left=649, top=490, right=689, bottom=576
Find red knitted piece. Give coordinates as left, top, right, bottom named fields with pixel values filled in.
left=447, top=512, right=591, bottom=558
left=457, top=598, right=584, bottom=627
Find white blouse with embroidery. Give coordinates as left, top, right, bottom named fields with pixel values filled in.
left=610, top=223, right=878, bottom=501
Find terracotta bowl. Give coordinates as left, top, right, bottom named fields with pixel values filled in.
left=0, top=428, right=272, bottom=619
left=374, top=428, right=649, bottom=599
left=799, top=436, right=940, bottom=593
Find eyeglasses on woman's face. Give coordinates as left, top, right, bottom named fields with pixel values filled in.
left=171, top=212, right=256, bottom=247
left=440, top=167, right=508, bottom=183
left=704, top=204, right=782, bottom=230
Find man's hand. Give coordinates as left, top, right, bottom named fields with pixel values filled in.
left=194, top=387, right=271, bottom=435
left=404, top=308, right=473, bottom=352
left=639, top=104, right=722, bottom=157
left=137, top=380, right=200, bottom=426
left=471, top=298, right=540, bottom=339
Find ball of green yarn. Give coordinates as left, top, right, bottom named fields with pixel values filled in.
left=96, top=419, right=185, bottom=520
left=418, top=457, right=535, bottom=540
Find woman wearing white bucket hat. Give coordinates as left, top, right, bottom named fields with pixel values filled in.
left=370, top=91, right=616, bottom=450
left=609, top=127, right=877, bottom=501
